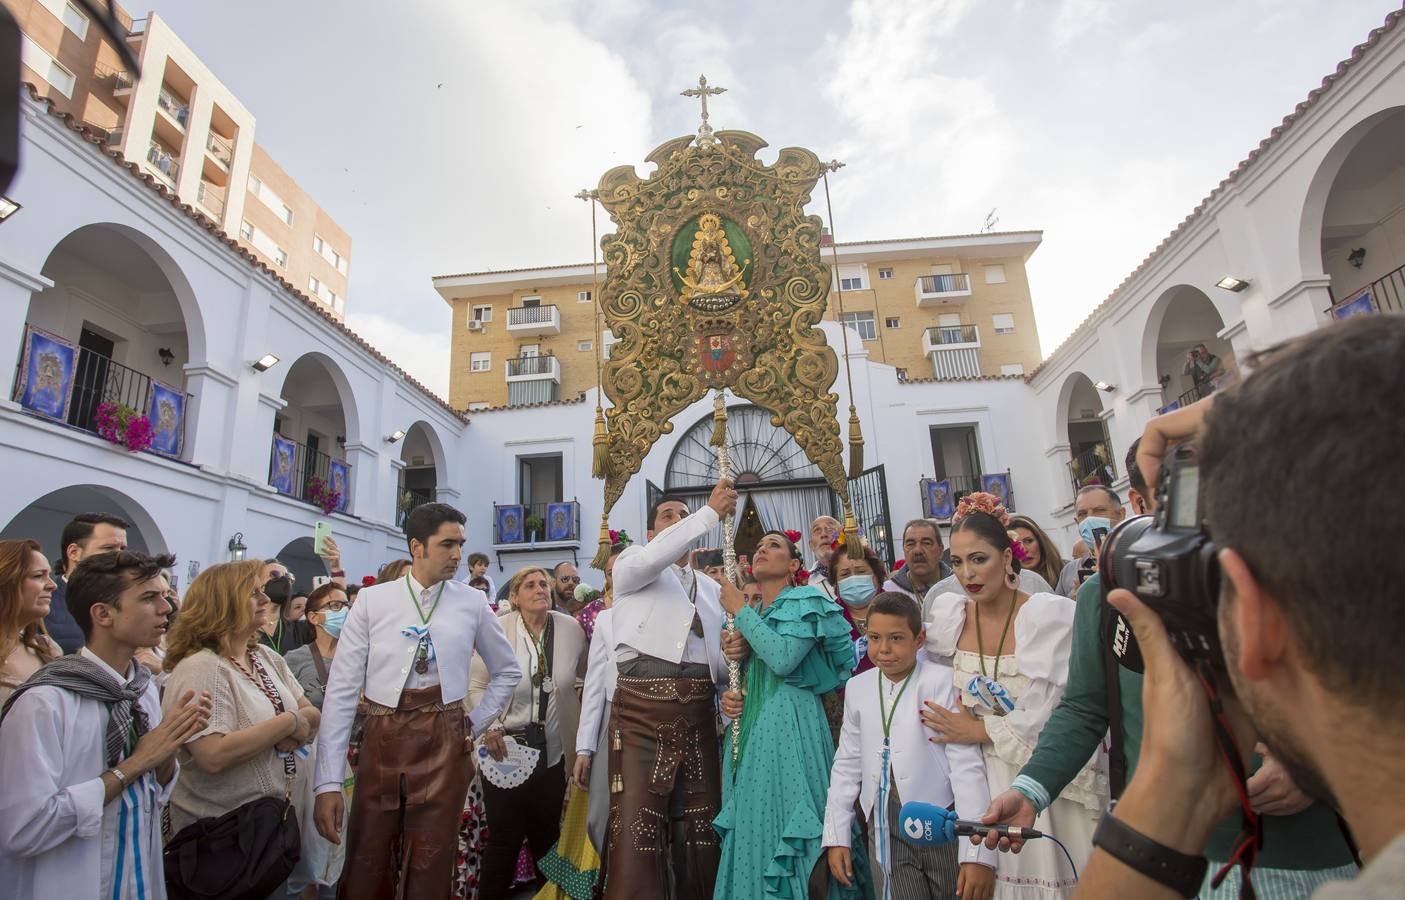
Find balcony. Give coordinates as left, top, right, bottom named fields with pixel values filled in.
left=920, top=472, right=1013, bottom=519
left=205, top=131, right=233, bottom=170
left=1328, top=259, right=1405, bottom=318
left=492, top=500, right=581, bottom=548
left=915, top=273, right=972, bottom=305
left=146, top=142, right=180, bottom=186
left=506, top=303, right=561, bottom=335
left=924, top=324, right=982, bottom=379
left=268, top=435, right=351, bottom=513
left=156, top=88, right=189, bottom=131
left=94, top=62, right=135, bottom=98
left=396, top=487, right=435, bottom=528
left=10, top=343, right=191, bottom=457
left=1067, top=443, right=1117, bottom=495
left=196, top=182, right=225, bottom=220
left=505, top=354, right=560, bottom=382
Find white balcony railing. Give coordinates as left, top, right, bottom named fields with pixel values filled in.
left=506, top=304, right=561, bottom=334
left=505, top=354, right=561, bottom=382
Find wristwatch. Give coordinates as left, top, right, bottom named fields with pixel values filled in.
left=1092, top=801, right=1208, bottom=898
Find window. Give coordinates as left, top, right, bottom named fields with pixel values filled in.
left=578, top=290, right=592, bottom=303
left=577, top=340, right=593, bottom=352
left=834, top=263, right=867, bottom=292
left=248, top=174, right=262, bottom=194
left=313, top=235, right=324, bottom=254
left=840, top=311, right=877, bottom=341
left=519, top=343, right=540, bottom=357
left=331, top=294, right=345, bottom=316
left=1000, top=364, right=1026, bottom=376
left=885, top=317, right=901, bottom=329
left=601, top=329, right=618, bottom=360
left=240, top=220, right=254, bottom=241
left=309, top=276, right=322, bottom=295
left=61, top=2, right=89, bottom=39
left=877, top=267, right=894, bottom=280
left=280, top=204, right=294, bottom=226
left=992, top=313, right=1016, bottom=334
left=274, top=247, right=288, bottom=268
left=327, top=290, right=339, bottom=308
left=20, top=36, right=76, bottom=97
left=333, top=251, right=345, bottom=274
left=470, top=351, right=492, bottom=373
left=472, top=305, right=493, bottom=323
left=983, top=264, right=1007, bottom=284
left=521, top=295, right=542, bottom=307
left=896, top=367, right=909, bottom=380
left=839, top=276, right=865, bottom=291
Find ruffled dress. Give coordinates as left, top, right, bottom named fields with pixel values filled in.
left=926, top=592, right=1107, bottom=898
left=713, top=585, right=872, bottom=899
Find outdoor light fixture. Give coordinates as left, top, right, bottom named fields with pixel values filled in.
left=228, top=532, right=247, bottom=561
left=158, top=347, right=175, bottom=366
left=251, top=353, right=280, bottom=371
left=387, top=429, right=407, bottom=443
left=0, top=196, right=20, bottom=223
left=1215, top=276, right=1250, bottom=292
left=1348, top=247, right=1366, bottom=269
left=1094, top=381, right=1117, bottom=392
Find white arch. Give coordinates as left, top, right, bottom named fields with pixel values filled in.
left=1052, top=371, right=1100, bottom=444
left=1297, top=104, right=1405, bottom=280
left=1, top=484, right=169, bottom=562
left=402, top=420, right=449, bottom=480
left=1137, top=284, right=1229, bottom=389
left=276, top=350, right=363, bottom=448
left=38, top=222, right=209, bottom=363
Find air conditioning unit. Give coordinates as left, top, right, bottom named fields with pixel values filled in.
left=467, top=320, right=484, bottom=332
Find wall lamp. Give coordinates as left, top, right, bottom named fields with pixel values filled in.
left=0, top=196, right=20, bottom=223
left=251, top=354, right=280, bottom=372
left=158, top=347, right=175, bottom=366
left=386, top=429, right=407, bottom=443
left=228, top=532, right=247, bottom=561
left=1094, top=381, right=1117, bottom=393
left=1215, top=276, right=1250, bottom=292
left=1348, top=248, right=1366, bottom=269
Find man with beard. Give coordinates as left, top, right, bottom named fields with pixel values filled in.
left=985, top=321, right=1389, bottom=896
left=551, top=562, right=584, bottom=614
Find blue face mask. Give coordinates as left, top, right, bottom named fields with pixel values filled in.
left=838, top=575, right=877, bottom=608
left=320, top=608, right=348, bottom=639
left=1078, top=516, right=1112, bottom=550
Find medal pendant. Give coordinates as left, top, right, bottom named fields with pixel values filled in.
left=532, top=671, right=544, bottom=687
left=542, top=675, right=555, bottom=695
left=415, top=656, right=429, bottom=675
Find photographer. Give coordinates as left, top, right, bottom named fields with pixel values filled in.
left=980, top=413, right=1358, bottom=890
left=1067, top=317, right=1405, bottom=895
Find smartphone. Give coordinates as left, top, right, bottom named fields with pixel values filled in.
left=1077, top=516, right=1112, bottom=551
left=313, top=520, right=332, bottom=556
left=311, top=575, right=331, bottom=590
left=695, top=549, right=724, bottom=570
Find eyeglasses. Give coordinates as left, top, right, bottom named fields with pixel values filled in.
left=559, top=575, right=581, bottom=584
left=320, top=600, right=352, bottom=611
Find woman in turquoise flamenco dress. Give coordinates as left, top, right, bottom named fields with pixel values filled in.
left=714, top=530, right=874, bottom=899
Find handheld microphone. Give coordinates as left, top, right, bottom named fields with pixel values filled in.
left=897, top=801, right=1045, bottom=847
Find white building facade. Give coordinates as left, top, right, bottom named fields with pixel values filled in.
left=3, top=9, right=1402, bottom=585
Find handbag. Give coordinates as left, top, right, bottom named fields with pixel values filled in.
left=165, top=650, right=302, bottom=899
left=163, top=793, right=300, bottom=900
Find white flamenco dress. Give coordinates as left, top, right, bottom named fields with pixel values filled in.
left=926, top=591, right=1107, bottom=899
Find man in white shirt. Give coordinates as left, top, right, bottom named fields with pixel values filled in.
left=313, top=503, right=521, bottom=900
left=0, top=550, right=212, bottom=900
left=605, top=478, right=738, bottom=900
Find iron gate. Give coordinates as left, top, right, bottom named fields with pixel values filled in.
left=843, top=465, right=894, bottom=571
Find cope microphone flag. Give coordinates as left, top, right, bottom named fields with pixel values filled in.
left=897, top=801, right=1045, bottom=847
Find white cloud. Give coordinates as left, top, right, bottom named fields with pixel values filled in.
left=1052, top=0, right=1113, bottom=47
left=344, top=311, right=452, bottom=400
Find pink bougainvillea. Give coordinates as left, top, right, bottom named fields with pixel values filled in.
left=94, top=402, right=153, bottom=453
left=306, top=475, right=343, bottom=516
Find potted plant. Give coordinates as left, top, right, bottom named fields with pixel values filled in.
left=524, top=514, right=545, bottom=542
left=94, top=401, right=154, bottom=453
left=306, top=475, right=343, bottom=516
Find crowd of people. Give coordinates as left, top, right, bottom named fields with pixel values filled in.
left=0, top=316, right=1400, bottom=900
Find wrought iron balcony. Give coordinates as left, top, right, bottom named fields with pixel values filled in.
left=1067, top=443, right=1117, bottom=494
left=506, top=304, right=561, bottom=335
left=915, top=273, right=972, bottom=304
left=205, top=131, right=234, bottom=169
left=196, top=182, right=225, bottom=219
left=396, top=487, right=436, bottom=527
left=146, top=142, right=180, bottom=185
left=505, top=354, right=560, bottom=381
left=268, top=434, right=351, bottom=511
left=492, top=500, right=580, bottom=546
left=157, top=89, right=189, bottom=128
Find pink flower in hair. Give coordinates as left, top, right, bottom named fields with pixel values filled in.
left=953, top=492, right=1010, bottom=526
left=1008, top=531, right=1032, bottom=563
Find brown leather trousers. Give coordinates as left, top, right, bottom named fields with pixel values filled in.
left=604, top=675, right=720, bottom=900
left=337, top=686, right=474, bottom=900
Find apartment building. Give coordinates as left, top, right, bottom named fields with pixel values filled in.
left=434, top=230, right=1044, bottom=409
left=9, top=0, right=351, bottom=317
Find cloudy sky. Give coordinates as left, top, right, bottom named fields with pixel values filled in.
left=153, top=0, right=1395, bottom=397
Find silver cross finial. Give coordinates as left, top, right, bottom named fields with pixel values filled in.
left=681, top=74, right=726, bottom=146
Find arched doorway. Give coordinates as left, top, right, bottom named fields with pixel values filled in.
left=1, top=485, right=168, bottom=570
left=397, top=422, right=444, bottom=527
left=1057, top=373, right=1116, bottom=495
left=17, top=224, right=203, bottom=459
left=271, top=536, right=330, bottom=596
left=1144, top=285, right=1238, bottom=410
left=1309, top=106, right=1405, bottom=314
left=274, top=354, right=359, bottom=512
left=663, top=404, right=838, bottom=562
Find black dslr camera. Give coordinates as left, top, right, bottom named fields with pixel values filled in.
left=1099, top=444, right=1223, bottom=672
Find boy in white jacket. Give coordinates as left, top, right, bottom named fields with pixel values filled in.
left=824, top=592, right=997, bottom=900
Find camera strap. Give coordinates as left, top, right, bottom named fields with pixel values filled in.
left=1196, top=660, right=1262, bottom=900
left=1100, top=599, right=1127, bottom=799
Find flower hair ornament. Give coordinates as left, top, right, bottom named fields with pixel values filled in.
left=828, top=528, right=873, bottom=554
left=608, top=528, right=633, bottom=548
left=783, top=529, right=803, bottom=545
left=1008, top=532, right=1032, bottom=564
left=360, top=575, right=377, bottom=588
left=953, top=491, right=1010, bottom=525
